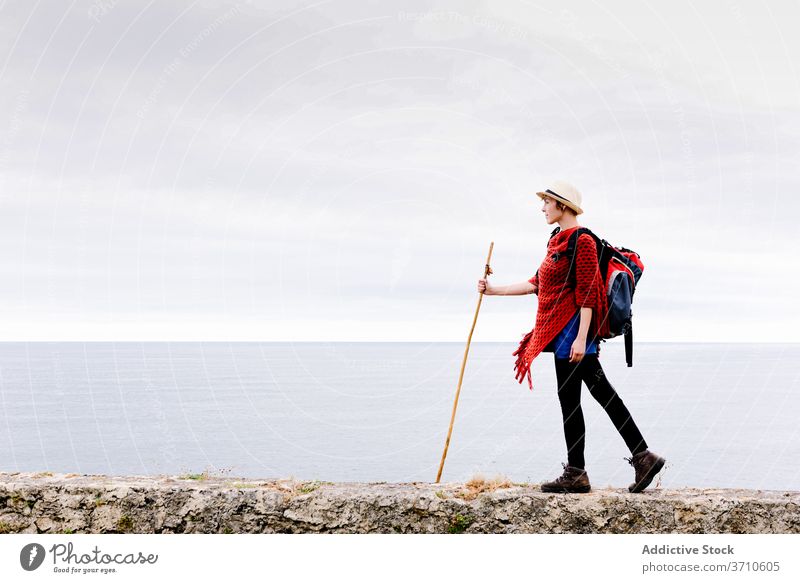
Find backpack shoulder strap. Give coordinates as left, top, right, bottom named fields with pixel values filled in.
left=565, top=227, right=597, bottom=255
left=538, top=226, right=564, bottom=278
left=625, top=322, right=633, bottom=367
left=564, top=227, right=601, bottom=284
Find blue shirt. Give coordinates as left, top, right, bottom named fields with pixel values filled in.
left=544, top=309, right=598, bottom=359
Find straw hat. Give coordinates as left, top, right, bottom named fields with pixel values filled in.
left=536, top=180, right=584, bottom=215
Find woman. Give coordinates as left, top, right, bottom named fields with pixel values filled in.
left=477, top=181, right=665, bottom=494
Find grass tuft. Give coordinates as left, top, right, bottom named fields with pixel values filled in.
left=116, top=515, right=134, bottom=533
left=180, top=473, right=208, bottom=481
left=447, top=513, right=474, bottom=534
left=454, top=473, right=514, bottom=501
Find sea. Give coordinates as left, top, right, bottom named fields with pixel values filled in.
left=0, top=342, right=797, bottom=491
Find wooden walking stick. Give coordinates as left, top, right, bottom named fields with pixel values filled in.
left=435, top=241, right=494, bottom=483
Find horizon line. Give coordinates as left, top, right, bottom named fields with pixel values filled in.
left=0, top=340, right=796, bottom=344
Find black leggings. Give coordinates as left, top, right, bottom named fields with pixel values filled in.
left=554, top=353, right=648, bottom=469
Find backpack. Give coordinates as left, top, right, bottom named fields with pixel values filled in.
left=539, top=226, right=644, bottom=366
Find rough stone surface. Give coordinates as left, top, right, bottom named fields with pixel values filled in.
left=0, top=472, right=798, bottom=534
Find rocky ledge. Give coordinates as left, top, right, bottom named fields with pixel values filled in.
left=0, top=473, right=798, bottom=534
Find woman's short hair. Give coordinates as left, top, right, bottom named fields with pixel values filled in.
left=556, top=200, right=576, bottom=215
left=543, top=194, right=577, bottom=215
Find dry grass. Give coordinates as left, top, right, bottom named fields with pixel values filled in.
left=454, top=474, right=515, bottom=501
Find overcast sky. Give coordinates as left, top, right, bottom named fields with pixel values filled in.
left=1, top=0, right=798, bottom=341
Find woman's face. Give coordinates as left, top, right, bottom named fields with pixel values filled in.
left=541, top=196, right=561, bottom=224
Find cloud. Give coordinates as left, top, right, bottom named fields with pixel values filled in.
left=1, top=0, right=798, bottom=340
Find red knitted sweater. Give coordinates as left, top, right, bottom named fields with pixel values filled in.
left=512, top=226, right=610, bottom=390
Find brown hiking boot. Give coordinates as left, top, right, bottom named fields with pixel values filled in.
left=540, top=462, right=591, bottom=493
left=625, top=450, right=666, bottom=493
